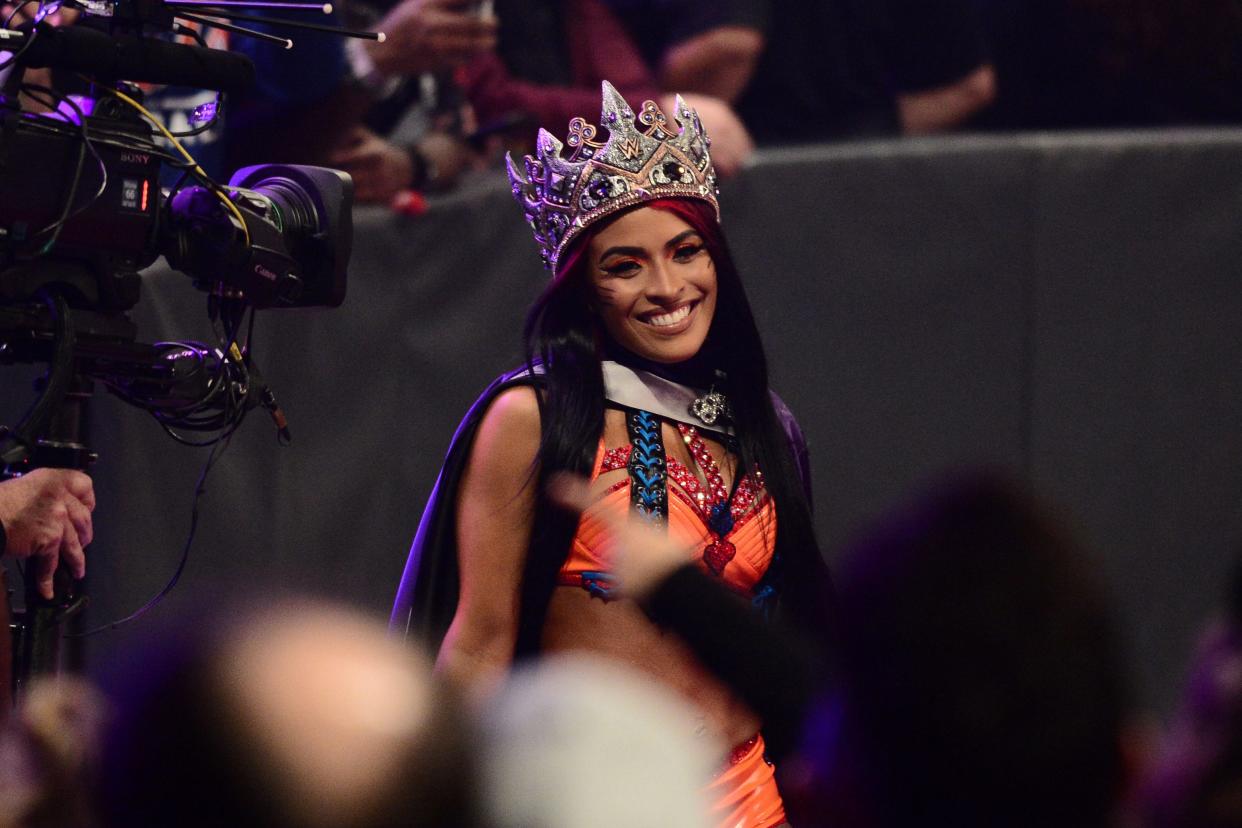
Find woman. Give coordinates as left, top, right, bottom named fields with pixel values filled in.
left=392, top=81, right=831, bottom=828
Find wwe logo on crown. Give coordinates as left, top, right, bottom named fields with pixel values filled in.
left=506, top=81, right=721, bottom=272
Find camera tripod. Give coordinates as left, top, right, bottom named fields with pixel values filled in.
left=1, top=287, right=270, bottom=701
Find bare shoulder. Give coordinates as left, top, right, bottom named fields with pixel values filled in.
left=478, top=386, right=541, bottom=445
left=468, top=385, right=543, bottom=478
left=483, top=385, right=541, bottom=428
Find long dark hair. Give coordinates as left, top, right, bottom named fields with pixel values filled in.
left=521, top=197, right=829, bottom=638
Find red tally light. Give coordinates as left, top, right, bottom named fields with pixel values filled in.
left=141, top=179, right=150, bottom=212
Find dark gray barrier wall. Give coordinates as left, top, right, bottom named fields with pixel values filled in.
left=3, top=130, right=1240, bottom=714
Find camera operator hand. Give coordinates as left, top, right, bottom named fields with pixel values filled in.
left=364, top=0, right=497, bottom=78
left=0, top=469, right=94, bottom=600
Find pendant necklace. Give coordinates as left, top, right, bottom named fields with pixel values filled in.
left=677, top=422, right=739, bottom=575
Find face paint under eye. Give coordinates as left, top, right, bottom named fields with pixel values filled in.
left=585, top=206, right=717, bottom=364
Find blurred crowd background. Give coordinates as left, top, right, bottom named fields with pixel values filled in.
left=3, top=475, right=1242, bottom=827
left=142, top=0, right=1242, bottom=203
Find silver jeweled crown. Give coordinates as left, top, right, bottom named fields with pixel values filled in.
left=505, top=81, right=720, bottom=272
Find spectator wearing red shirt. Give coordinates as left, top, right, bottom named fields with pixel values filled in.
left=456, top=0, right=754, bottom=175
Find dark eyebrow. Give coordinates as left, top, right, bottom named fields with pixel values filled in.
left=596, top=228, right=705, bottom=264
left=597, top=230, right=703, bottom=264
left=597, top=245, right=646, bottom=263
left=665, top=229, right=702, bottom=249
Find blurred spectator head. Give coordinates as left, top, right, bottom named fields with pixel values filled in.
left=826, top=472, right=1127, bottom=827
left=94, top=598, right=479, bottom=828
left=478, top=654, right=717, bottom=828
left=1139, top=558, right=1242, bottom=827
left=0, top=677, right=107, bottom=828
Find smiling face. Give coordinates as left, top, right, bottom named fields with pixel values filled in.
left=585, top=206, right=717, bottom=365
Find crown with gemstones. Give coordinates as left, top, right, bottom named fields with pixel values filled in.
left=506, top=81, right=720, bottom=272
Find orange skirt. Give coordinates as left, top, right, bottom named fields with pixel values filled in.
left=706, top=734, right=786, bottom=828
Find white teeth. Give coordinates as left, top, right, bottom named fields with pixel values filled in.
left=645, top=304, right=692, bottom=327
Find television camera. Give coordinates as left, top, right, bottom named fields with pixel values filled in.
left=0, top=0, right=364, bottom=691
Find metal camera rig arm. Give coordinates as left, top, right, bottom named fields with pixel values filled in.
left=0, top=0, right=369, bottom=696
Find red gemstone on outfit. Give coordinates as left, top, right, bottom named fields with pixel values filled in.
left=704, top=539, right=737, bottom=574
left=601, top=446, right=631, bottom=472
left=672, top=422, right=766, bottom=579
left=729, top=736, right=760, bottom=766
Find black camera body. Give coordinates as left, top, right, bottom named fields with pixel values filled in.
left=0, top=86, right=352, bottom=311
left=0, top=0, right=359, bottom=691
left=0, top=96, right=160, bottom=311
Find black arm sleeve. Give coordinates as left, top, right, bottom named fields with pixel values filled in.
left=675, top=0, right=771, bottom=37
left=0, top=517, right=7, bottom=555
left=640, top=564, right=823, bottom=760
left=873, top=0, right=991, bottom=92
left=603, top=0, right=770, bottom=67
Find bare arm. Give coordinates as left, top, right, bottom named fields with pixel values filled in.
left=661, top=26, right=765, bottom=104
left=435, top=387, right=542, bottom=695
left=897, top=63, right=997, bottom=135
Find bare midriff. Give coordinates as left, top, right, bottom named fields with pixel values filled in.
left=541, top=409, right=762, bottom=752
left=541, top=587, right=761, bottom=749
